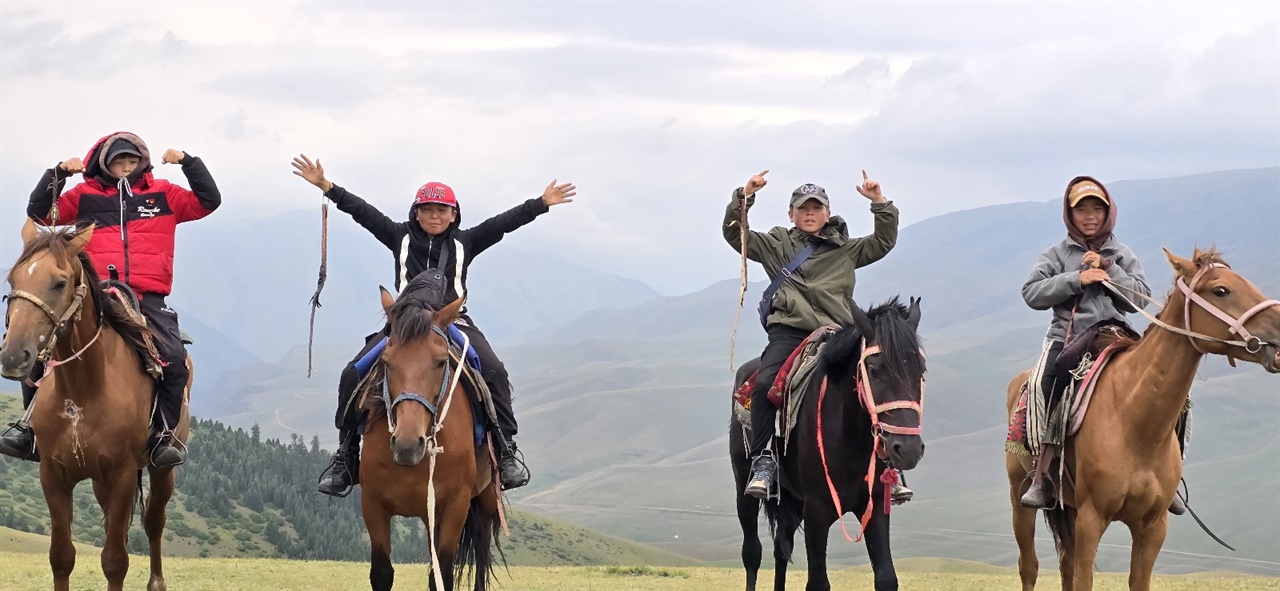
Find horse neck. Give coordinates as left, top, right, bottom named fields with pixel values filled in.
left=1110, top=290, right=1203, bottom=442
left=823, top=370, right=874, bottom=453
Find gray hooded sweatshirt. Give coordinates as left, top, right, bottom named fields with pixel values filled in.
left=1021, top=176, right=1150, bottom=343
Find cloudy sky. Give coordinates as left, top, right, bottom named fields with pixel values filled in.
left=1, top=2, right=1276, bottom=294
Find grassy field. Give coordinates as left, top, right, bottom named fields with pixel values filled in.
left=2, top=552, right=1277, bottom=591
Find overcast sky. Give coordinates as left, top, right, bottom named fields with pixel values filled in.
left=2, top=2, right=1276, bottom=294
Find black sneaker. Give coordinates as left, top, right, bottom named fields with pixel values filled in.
left=499, top=443, right=530, bottom=490
left=317, top=453, right=357, bottom=497
left=744, top=454, right=777, bottom=500
left=149, top=438, right=186, bottom=470
left=0, top=423, right=38, bottom=462
left=1019, top=476, right=1055, bottom=509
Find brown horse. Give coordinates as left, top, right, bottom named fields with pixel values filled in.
left=0, top=220, right=191, bottom=591
left=360, top=287, right=501, bottom=591
left=1005, top=248, right=1280, bottom=591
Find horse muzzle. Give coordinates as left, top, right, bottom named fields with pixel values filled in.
left=1262, top=344, right=1280, bottom=375
left=390, top=434, right=427, bottom=467
left=884, top=434, right=925, bottom=470
left=0, top=343, right=35, bottom=381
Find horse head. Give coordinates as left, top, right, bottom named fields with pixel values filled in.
left=844, top=296, right=927, bottom=470
left=379, top=285, right=464, bottom=467
left=1, top=219, right=95, bottom=380
left=1164, top=248, right=1280, bottom=373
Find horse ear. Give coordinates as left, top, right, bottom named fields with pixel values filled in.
left=907, top=297, right=922, bottom=331
left=850, top=301, right=875, bottom=340
left=380, top=286, right=395, bottom=315
left=1163, top=247, right=1194, bottom=278
left=21, top=217, right=39, bottom=246
left=436, top=297, right=464, bottom=328
left=67, top=224, right=95, bottom=254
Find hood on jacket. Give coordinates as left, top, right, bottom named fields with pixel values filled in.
left=83, top=131, right=153, bottom=188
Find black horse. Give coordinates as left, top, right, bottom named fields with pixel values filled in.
left=730, top=297, right=927, bottom=591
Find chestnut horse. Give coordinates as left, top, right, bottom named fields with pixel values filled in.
left=1005, top=248, right=1280, bottom=591
left=0, top=220, right=191, bottom=591
left=360, top=287, right=501, bottom=590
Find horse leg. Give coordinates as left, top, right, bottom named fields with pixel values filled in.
left=145, top=468, right=177, bottom=591
left=736, top=485, right=763, bottom=591
left=96, top=471, right=138, bottom=591
left=801, top=503, right=836, bottom=591
left=364, top=507, right=394, bottom=591
left=1071, top=504, right=1107, bottom=591
left=862, top=501, right=899, bottom=591
left=1127, top=516, right=1168, bottom=591
left=427, top=498, right=469, bottom=591
left=1009, top=469, right=1039, bottom=590
left=41, top=470, right=76, bottom=591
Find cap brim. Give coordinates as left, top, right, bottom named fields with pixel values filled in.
left=1069, top=192, right=1109, bottom=207
left=791, top=196, right=830, bottom=208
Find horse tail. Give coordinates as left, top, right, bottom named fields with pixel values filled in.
left=132, top=469, right=144, bottom=528
left=455, top=496, right=504, bottom=591
left=1043, top=505, right=1075, bottom=561
left=761, top=494, right=801, bottom=563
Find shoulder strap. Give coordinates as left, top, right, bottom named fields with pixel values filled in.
left=758, top=241, right=817, bottom=327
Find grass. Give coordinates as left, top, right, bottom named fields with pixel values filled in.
left=1, top=552, right=1277, bottom=591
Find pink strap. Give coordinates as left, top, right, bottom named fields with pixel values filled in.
left=33, top=322, right=103, bottom=388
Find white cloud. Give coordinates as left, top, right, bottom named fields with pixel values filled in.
left=1, top=1, right=1276, bottom=294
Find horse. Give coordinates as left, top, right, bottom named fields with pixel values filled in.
left=359, top=287, right=502, bottom=590
left=1005, top=248, right=1280, bottom=591
left=0, top=220, right=191, bottom=591
left=730, top=297, right=927, bottom=591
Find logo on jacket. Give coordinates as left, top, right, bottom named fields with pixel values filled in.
left=137, top=205, right=162, bottom=218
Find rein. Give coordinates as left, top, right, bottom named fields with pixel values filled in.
left=1101, top=267, right=1280, bottom=357
left=817, top=339, right=925, bottom=543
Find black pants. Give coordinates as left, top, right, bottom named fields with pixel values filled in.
left=19, top=294, right=186, bottom=437
left=139, top=294, right=189, bottom=436
left=335, top=317, right=517, bottom=438
left=748, top=324, right=810, bottom=456
left=1040, top=341, right=1068, bottom=413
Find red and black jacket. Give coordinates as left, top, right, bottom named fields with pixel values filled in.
left=27, top=131, right=221, bottom=296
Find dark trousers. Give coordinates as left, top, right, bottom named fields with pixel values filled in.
left=139, top=294, right=189, bottom=436
left=335, top=317, right=517, bottom=440
left=748, top=324, right=810, bottom=456
left=1040, top=341, right=1068, bottom=413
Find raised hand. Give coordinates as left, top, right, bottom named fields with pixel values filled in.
left=855, top=169, right=885, bottom=203
left=542, top=180, right=576, bottom=207
left=292, top=154, right=333, bottom=193
left=744, top=170, right=768, bottom=196
left=59, top=157, right=84, bottom=174
left=161, top=149, right=186, bottom=165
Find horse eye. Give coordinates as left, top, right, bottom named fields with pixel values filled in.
left=1212, top=286, right=1230, bottom=297
left=52, top=279, right=68, bottom=291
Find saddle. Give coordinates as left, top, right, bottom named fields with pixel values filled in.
left=100, top=279, right=165, bottom=380
left=733, top=325, right=841, bottom=448
left=1007, top=320, right=1139, bottom=455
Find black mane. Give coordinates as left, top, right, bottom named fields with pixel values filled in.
left=821, top=297, right=926, bottom=391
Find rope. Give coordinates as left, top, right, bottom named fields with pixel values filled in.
left=307, top=195, right=329, bottom=378
left=729, top=196, right=748, bottom=370
left=424, top=329, right=469, bottom=590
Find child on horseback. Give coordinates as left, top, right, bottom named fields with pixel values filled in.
left=2, top=132, right=221, bottom=468
left=724, top=169, right=901, bottom=500
left=1018, top=176, right=1176, bottom=511
left=292, top=154, right=575, bottom=497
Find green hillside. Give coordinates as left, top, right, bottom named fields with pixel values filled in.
left=0, top=394, right=692, bottom=567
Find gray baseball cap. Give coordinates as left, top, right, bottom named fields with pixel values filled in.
left=790, top=183, right=830, bottom=208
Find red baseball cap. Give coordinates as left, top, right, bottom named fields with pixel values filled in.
left=413, top=182, right=457, bottom=209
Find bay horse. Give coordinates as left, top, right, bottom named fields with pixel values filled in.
left=730, top=297, right=927, bottom=591
left=1005, top=248, right=1280, bottom=591
left=360, top=286, right=501, bottom=590
left=0, top=220, right=191, bottom=591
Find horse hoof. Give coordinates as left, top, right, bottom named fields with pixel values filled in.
left=147, top=576, right=167, bottom=591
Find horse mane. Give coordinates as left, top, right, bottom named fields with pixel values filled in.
left=821, top=296, right=926, bottom=392
left=1131, top=247, right=1231, bottom=346
left=7, top=227, right=155, bottom=356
